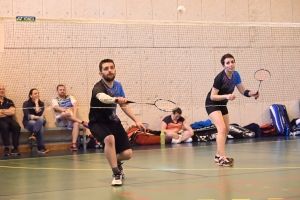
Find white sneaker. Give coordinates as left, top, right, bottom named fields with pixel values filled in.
left=171, top=135, right=183, bottom=144
left=111, top=174, right=122, bottom=186
left=183, top=137, right=193, bottom=143
left=171, top=138, right=180, bottom=144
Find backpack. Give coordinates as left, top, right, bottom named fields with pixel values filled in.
left=243, top=123, right=262, bottom=137
left=228, top=124, right=255, bottom=138
left=270, top=104, right=291, bottom=135
left=260, top=123, right=276, bottom=136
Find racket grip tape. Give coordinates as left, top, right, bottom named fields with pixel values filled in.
left=114, top=99, right=135, bottom=103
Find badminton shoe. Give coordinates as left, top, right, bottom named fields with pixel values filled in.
left=118, top=162, right=125, bottom=179
left=214, top=155, right=234, bottom=163
left=218, top=156, right=233, bottom=167
left=111, top=173, right=122, bottom=186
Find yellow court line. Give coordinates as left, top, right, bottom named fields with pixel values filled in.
left=0, top=165, right=299, bottom=171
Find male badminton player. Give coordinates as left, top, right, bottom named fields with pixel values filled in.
left=205, top=54, right=259, bottom=166
left=88, top=59, right=146, bottom=186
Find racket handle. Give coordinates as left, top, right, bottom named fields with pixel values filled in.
left=115, top=99, right=135, bottom=103
left=255, top=91, right=259, bottom=100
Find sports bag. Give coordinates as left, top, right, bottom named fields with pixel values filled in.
left=270, top=104, right=291, bottom=135
left=227, top=124, right=255, bottom=138
left=127, top=125, right=161, bottom=145
left=130, top=132, right=161, bottom=145
left=260, top=123, right=276, bottom=136
left=192, top=124, right=218, bottom=142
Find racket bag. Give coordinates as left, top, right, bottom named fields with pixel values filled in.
left=192, top=124, right=218, bottom=142
left=259, top=123, right=276, bottom=136
left=131, top=132, right=161, bottom=145
left=227, top=124, right=255, bottom=138
left=270, top=104, right=291, bottom=135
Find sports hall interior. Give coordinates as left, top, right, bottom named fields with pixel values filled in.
left=0, top=0, right=300, bottom=199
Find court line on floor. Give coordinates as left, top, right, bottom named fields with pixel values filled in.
left=0, top=165, right=299, bottom=171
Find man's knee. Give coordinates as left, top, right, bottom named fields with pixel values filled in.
left=104, top=135, right=115, bottom=146
left=120, top=149, right=132, bottom=160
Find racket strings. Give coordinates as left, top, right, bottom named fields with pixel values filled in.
left=254, top=69, right=271, bottom=81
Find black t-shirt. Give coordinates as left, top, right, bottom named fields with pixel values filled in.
left=0, top=98, right=15, bottom=119
left=89, top=79, right=125, bottom=124
left=205, top=70, right=242, bottom=106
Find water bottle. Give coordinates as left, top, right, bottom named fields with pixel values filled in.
left=160, top=130, right=165, bottom=145
left=286, top=126, right=290, bottom=136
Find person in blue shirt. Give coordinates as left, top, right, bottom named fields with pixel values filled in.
left=88, top=59, right=146, bottom=186
left=23, top=88, right=49, bottom=153
left=205, top=54, right=259, bottom=167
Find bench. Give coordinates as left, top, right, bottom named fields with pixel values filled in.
left=20, top=127, right=87, bottom=152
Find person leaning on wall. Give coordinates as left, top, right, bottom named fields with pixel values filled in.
left=0, top=84, right=21, bottom=156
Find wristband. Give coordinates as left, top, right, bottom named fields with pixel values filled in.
left=244, top=90, right=251, bottom=97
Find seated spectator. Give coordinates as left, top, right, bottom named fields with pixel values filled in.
left=0, top=84, right=21, bottom=156
left=161, top=107, right=194, bottom=144
left=23, top=88, right=49, bottom=153
left=52, top=84, right=89, bottom=151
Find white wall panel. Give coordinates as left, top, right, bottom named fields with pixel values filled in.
left=72, top=0, right=100, bottom=19
left=152, top=0, right=177, bottom=21
left=271, top=27, right=294, bottom=47
left=177, top=0, right=201, bottom=21
left=293, top=0, right=300, bottom=22
left=271, top=0, right=293, bottom=22
left=0, top=0, right=13, bottom=16
left=226, top=26, right=250, bottom=47
left=127, top=24, right=153, bottom=47
left=226, top=0, right=249, bottom=22
left=249, top=26, right=273, bottom=47
left=202, top=26, right=227, bottom=47
left=248, top=0, right=271, bottom=22
left=260, top=48, right=284, bottom=101
left=100, top=0, right=126, bottom=20
left=72, top=23, right=101, bottom=48
left=127, top=0, right=152, bottom=20
left=13, top=0, right=43, bottom=17
left=100, top=24, right=127, bottom=47
left=240, top=104, right=263, bottom=125
left=178, top=25, right=204, bottom=47
left=43, top=0, right=72, bottom=19
left=153, top=25, right=179, bottom=47
left=43, top=22, right=73, bottom=48
left=202, top=0, right=226, bottom=22
left=293, top=27, right=300, bottom=46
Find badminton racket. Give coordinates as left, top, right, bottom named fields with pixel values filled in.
left=125, top=98, right=177, bottom=112
left=254, top=69, right=271, bottom=99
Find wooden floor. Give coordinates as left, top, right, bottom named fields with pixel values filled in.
left=0, top=136, right=300, bottom=200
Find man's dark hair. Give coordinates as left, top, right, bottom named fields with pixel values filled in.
left=56, top=84, right=65, bottom=91
left=99, top=59, right=115, bottom=72
left=172, top=107, right=182, bottom=115
left=220, top=54, right=235, bottom=65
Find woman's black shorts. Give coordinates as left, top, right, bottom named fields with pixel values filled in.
left=205, top=105, right=228, bottom=116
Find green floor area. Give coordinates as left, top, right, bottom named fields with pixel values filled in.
left=0, top=136, right=300, bottom=200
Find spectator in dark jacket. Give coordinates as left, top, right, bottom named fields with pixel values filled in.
left=23, top=88, right=49, bottom=153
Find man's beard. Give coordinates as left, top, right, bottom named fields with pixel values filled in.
left=103, top=73, right=115, bottom=82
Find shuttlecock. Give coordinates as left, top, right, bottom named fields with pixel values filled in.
left=177, top=6, right=186, bottom=13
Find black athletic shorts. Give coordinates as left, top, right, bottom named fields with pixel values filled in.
left=89, top=121, right=132, bottom=154
left=205, top=105, right=228, bottom=116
